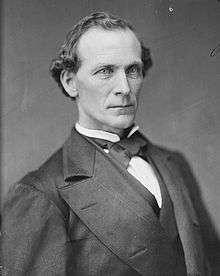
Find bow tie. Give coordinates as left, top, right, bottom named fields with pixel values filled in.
left=90, top=132, right=148, bottom=168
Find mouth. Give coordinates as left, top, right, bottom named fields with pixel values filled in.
left=109, top=104, right=134, bottom=108
left=108, top=104, right=135, bottom=114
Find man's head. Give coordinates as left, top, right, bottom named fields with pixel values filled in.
left=50, top=12, right=152, bottom=135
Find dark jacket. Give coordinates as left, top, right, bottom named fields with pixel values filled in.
left=2, top=129, right=210, bottom=275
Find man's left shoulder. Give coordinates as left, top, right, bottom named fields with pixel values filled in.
left=145, top=137, right=177, bottom=162
left=145, top=137, right=191, bottom=175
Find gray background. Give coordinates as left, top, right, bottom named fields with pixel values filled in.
left=2, top=0, right=220, bottom=271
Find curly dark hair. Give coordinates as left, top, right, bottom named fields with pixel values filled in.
left=50, top=12, right=152, bottom=98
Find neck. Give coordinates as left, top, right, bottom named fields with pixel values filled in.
left=77, top=120, right=134, bottom=138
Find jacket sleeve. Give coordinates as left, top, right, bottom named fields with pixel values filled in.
left=168, top=151, right=213, bottom=275
left=2, top=182, right=74, bottom=276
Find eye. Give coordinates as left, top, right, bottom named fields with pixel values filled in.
left=95, top=66, right=114, bottom=77
left=126, top=64, right=142, bottom=78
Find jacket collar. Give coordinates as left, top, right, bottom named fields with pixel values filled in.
left=62, top=127, right=149, bottom=184
left=62, top=127, right=95, bottom=184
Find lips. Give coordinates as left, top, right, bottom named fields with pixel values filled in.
left=109, top=104, right=134, bottom=108
left=109, top=104, right=135, bottom=114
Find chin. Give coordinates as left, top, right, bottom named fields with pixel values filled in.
left=110, top=115, right=135, bottom=130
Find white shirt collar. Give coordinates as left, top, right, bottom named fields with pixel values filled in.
left=75, top=122, right=139, bottom=143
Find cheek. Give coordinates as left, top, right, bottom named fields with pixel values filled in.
left=84, top=81, right=112, bottom=101
left=78, top=81, right=111, bottom=111
left=77, top=81, right=96, bottom=102
left=130, top=79, right=143, bottom=97
left=78, top=76, right=109, bottom=94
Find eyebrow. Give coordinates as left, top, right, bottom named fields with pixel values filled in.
left=93, top=60, right=143, bottom=71
left=126, top=61, right=143, bottom=68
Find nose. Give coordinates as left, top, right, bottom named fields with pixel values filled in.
left=115, top=71, right=130, bottom=96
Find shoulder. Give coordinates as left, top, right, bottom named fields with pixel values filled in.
left=2, top=158, right=72, bottom=275
left=145, top=136, right=189, bottom=168
left=146, top=138, right=198, bottom=199
left=18, top=145, right=64, bottom=194
left=144, top=136, right=179, bottom=164
left=143, top=136, right=194, bottom=186
left=3, top=146, right=68, bottom=225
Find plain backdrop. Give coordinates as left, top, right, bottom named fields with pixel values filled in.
left=2, top=0, right=220, bottom=272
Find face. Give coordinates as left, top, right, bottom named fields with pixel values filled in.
left=68, top=28, right=143, bottom=135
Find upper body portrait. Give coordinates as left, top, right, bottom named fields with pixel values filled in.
left=2, top=12, right=211, bottom=276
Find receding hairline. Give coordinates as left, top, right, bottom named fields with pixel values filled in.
left=75, top=26, right=142, bottom=61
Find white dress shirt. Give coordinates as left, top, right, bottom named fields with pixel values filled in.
left=75, top=123, right=162, bottom=207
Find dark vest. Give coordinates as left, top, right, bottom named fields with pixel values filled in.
left=149, top=155, right=187, bottom=272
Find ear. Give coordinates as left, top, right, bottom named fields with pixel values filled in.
left=60, top=70, right=78, bottom=98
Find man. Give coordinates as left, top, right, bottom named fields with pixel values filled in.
left=2, top=12, right=210, bottom=275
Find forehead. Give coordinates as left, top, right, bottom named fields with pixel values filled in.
left=77, top=27, right=142, bottom=66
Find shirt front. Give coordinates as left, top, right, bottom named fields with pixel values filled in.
left=75, top=123, right=162, bottom=207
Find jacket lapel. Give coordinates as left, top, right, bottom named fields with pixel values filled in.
left=57, top=129, right=180, bottom=275
left=147, top=143, right=207, bottom=275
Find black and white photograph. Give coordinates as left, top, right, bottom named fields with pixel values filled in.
left=1, top=1, right=220, bottom=275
